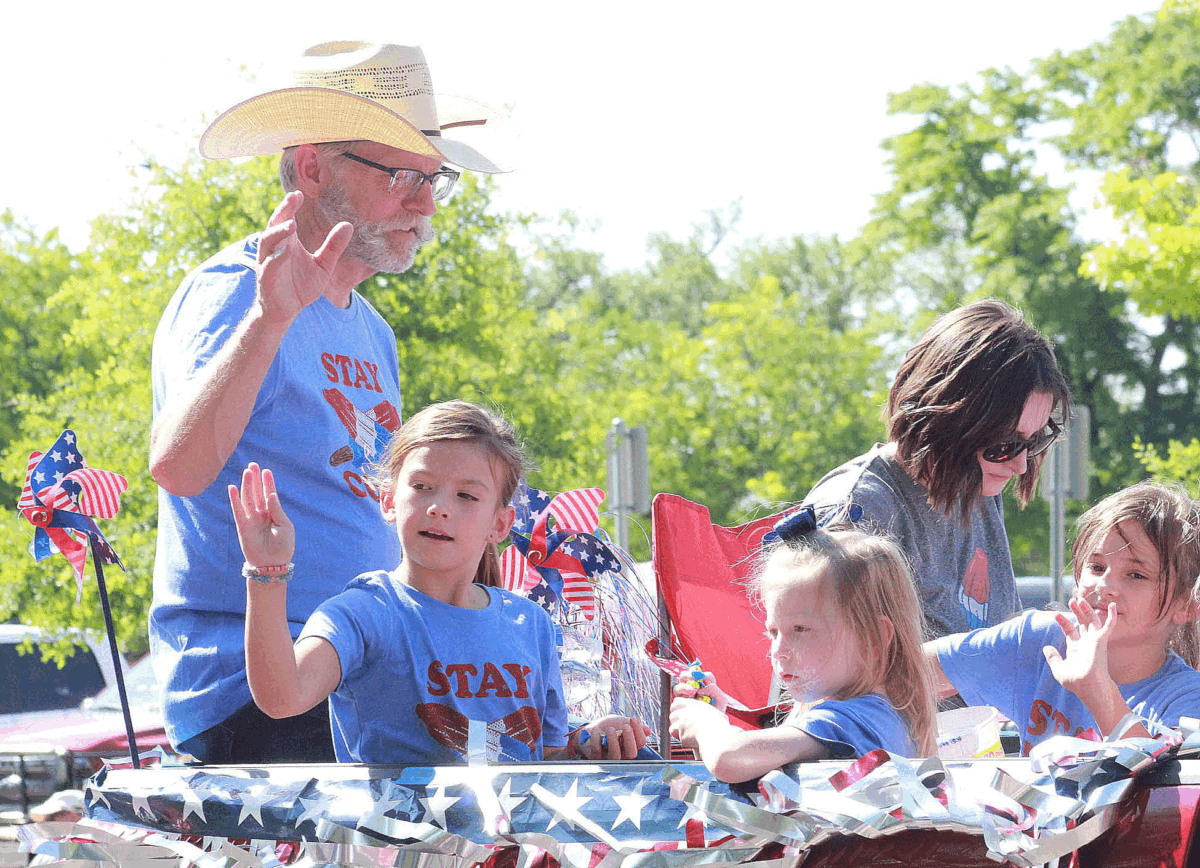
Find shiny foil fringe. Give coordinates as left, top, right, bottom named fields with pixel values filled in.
left=16, top=716, right=1200, bottom=868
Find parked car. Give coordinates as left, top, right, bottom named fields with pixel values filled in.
left=0, top=624, right=130, bottom=726
left=0, top=636, right=168, bottom=822
left=1015, top=574, right=1075, bottom=611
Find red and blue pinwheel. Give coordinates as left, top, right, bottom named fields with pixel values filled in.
left=16, top=429, right=142, bottom=767
left=500, top=482, right=621, bottom=621
left=17, top=430, right=127, bottom=601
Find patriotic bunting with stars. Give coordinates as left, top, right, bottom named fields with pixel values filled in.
left=80, top=760, right=734, bottom=855
left=21, top=721, right=1199, bottom=868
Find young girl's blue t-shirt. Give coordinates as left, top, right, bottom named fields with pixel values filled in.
left=934, top=609, right=1200, bottom=754
left=300, top=571, right=568, bottom=764
left=784, top=693, right=917, bottom=759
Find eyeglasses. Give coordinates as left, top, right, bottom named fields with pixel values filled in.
left=338, top=152, right=460, bottom=201
left=980, top=419, right=1062, bottom=464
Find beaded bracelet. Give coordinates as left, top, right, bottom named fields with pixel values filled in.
left=242, top=562, right=295, bottom=584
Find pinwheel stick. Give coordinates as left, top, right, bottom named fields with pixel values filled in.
left=89, top=536, right=140, bottom=769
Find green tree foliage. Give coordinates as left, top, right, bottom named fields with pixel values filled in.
left=0, top=216, right=88, bottom=504
left=0, top=156, right=561, bottom=655
left=1056, top=0, right=1200, bottom=500
left=1041, top=0, right=1200, bottom=454
left=7, top=2, right=1200, bottom=647
left=865, top=1, right=1200, bottom=573
left=362, top=174, right=587, bottom=488
left=536, top=219, right=903, bottom=535
left=0, top=155, right=280, bottom=655
left=1038, top=0, right=1200, bottom=175
left=1083, top=171, right=1200, bottom=485
left=1085, top=170, right=1200, bottom=320
left=1134, top=438, right=1200, bottom=490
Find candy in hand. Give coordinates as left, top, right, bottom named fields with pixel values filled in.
left=684, top=659, right=713, bottom=704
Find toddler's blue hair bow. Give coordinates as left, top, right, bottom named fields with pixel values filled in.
left=762, top=502, right=863, bottom=546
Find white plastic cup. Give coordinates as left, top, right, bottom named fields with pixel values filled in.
left=936, top=706, right=1005, bottom=759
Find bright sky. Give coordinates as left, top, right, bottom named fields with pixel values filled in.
left=6, top=1, right=1163, bottom=271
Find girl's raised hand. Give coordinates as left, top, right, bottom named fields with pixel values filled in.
left=1043, top=596, right=1117, bottom=697
left=228, top=463, right=296, bottom=569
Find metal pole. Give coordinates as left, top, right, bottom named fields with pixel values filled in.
left=610, top=418, right=629, bottom=551
left=658, top=594, right=672, bottom=758
left=1049, top=440, right=1067, bottom=604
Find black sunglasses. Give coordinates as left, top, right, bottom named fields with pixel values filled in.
left=980, top=419, right=1062, bottom=464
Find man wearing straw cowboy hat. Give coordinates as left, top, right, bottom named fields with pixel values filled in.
left=149, top=42, right=503, bottom=763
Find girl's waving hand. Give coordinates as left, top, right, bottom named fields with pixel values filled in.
left=1043, top=597, right=1117, bottom=698
left=229, top=462, right=295, bottom=568
left=1043, top=597, right=1150, bottom=739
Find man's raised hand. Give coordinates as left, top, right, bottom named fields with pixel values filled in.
left=255, top=192, right=354, bottom=324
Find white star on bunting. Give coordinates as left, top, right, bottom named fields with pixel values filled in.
left=295, top=793, right=327, bottom=829
left=130, top=792, right=154, bottom=822
left=497, top=777, right=527, bottom=816
left=180, top=782, right=206, bottom=823
left=420, top=785, right=460, bottom=829
left=536, top=780, right=593, bottom=832
left=612, top=780, right=656, bottom=830
left=677, top=797, right=708, bottom=829
left=237, top=785, right=270, bottom=827
left=88, top=783, right=110, bottom=811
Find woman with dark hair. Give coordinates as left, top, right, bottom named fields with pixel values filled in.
left=805, top=300, right=1072, bottom=638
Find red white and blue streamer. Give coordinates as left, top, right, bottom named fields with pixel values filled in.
left=18, top=719, right=1200, bottom=867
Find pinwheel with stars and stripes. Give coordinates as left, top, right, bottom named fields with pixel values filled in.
left=500, top=482, right=621, bottom=622
left=18, top=430, right=127, bottom=601
left=16, top=429, right=141, bottom=768
left=500, top=481, right=665, bottom=730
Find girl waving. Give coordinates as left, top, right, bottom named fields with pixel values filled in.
left=231, top=400, right=648, bottom=764
left=930, top=481, right=1200, bottom=754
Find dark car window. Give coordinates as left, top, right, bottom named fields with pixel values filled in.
left=0, top=643, right=106, bottom=714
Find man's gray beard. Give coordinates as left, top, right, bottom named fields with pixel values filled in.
left=317, top=179, right=435, bottom=274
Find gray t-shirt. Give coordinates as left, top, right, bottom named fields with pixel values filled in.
left=805, top=443, right=1019, bottom=638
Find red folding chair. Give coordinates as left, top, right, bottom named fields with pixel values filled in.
left=651, top=493, right=784, bottom=739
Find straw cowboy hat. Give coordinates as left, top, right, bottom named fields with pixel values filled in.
left=200, top=41, right=504, bottom=173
